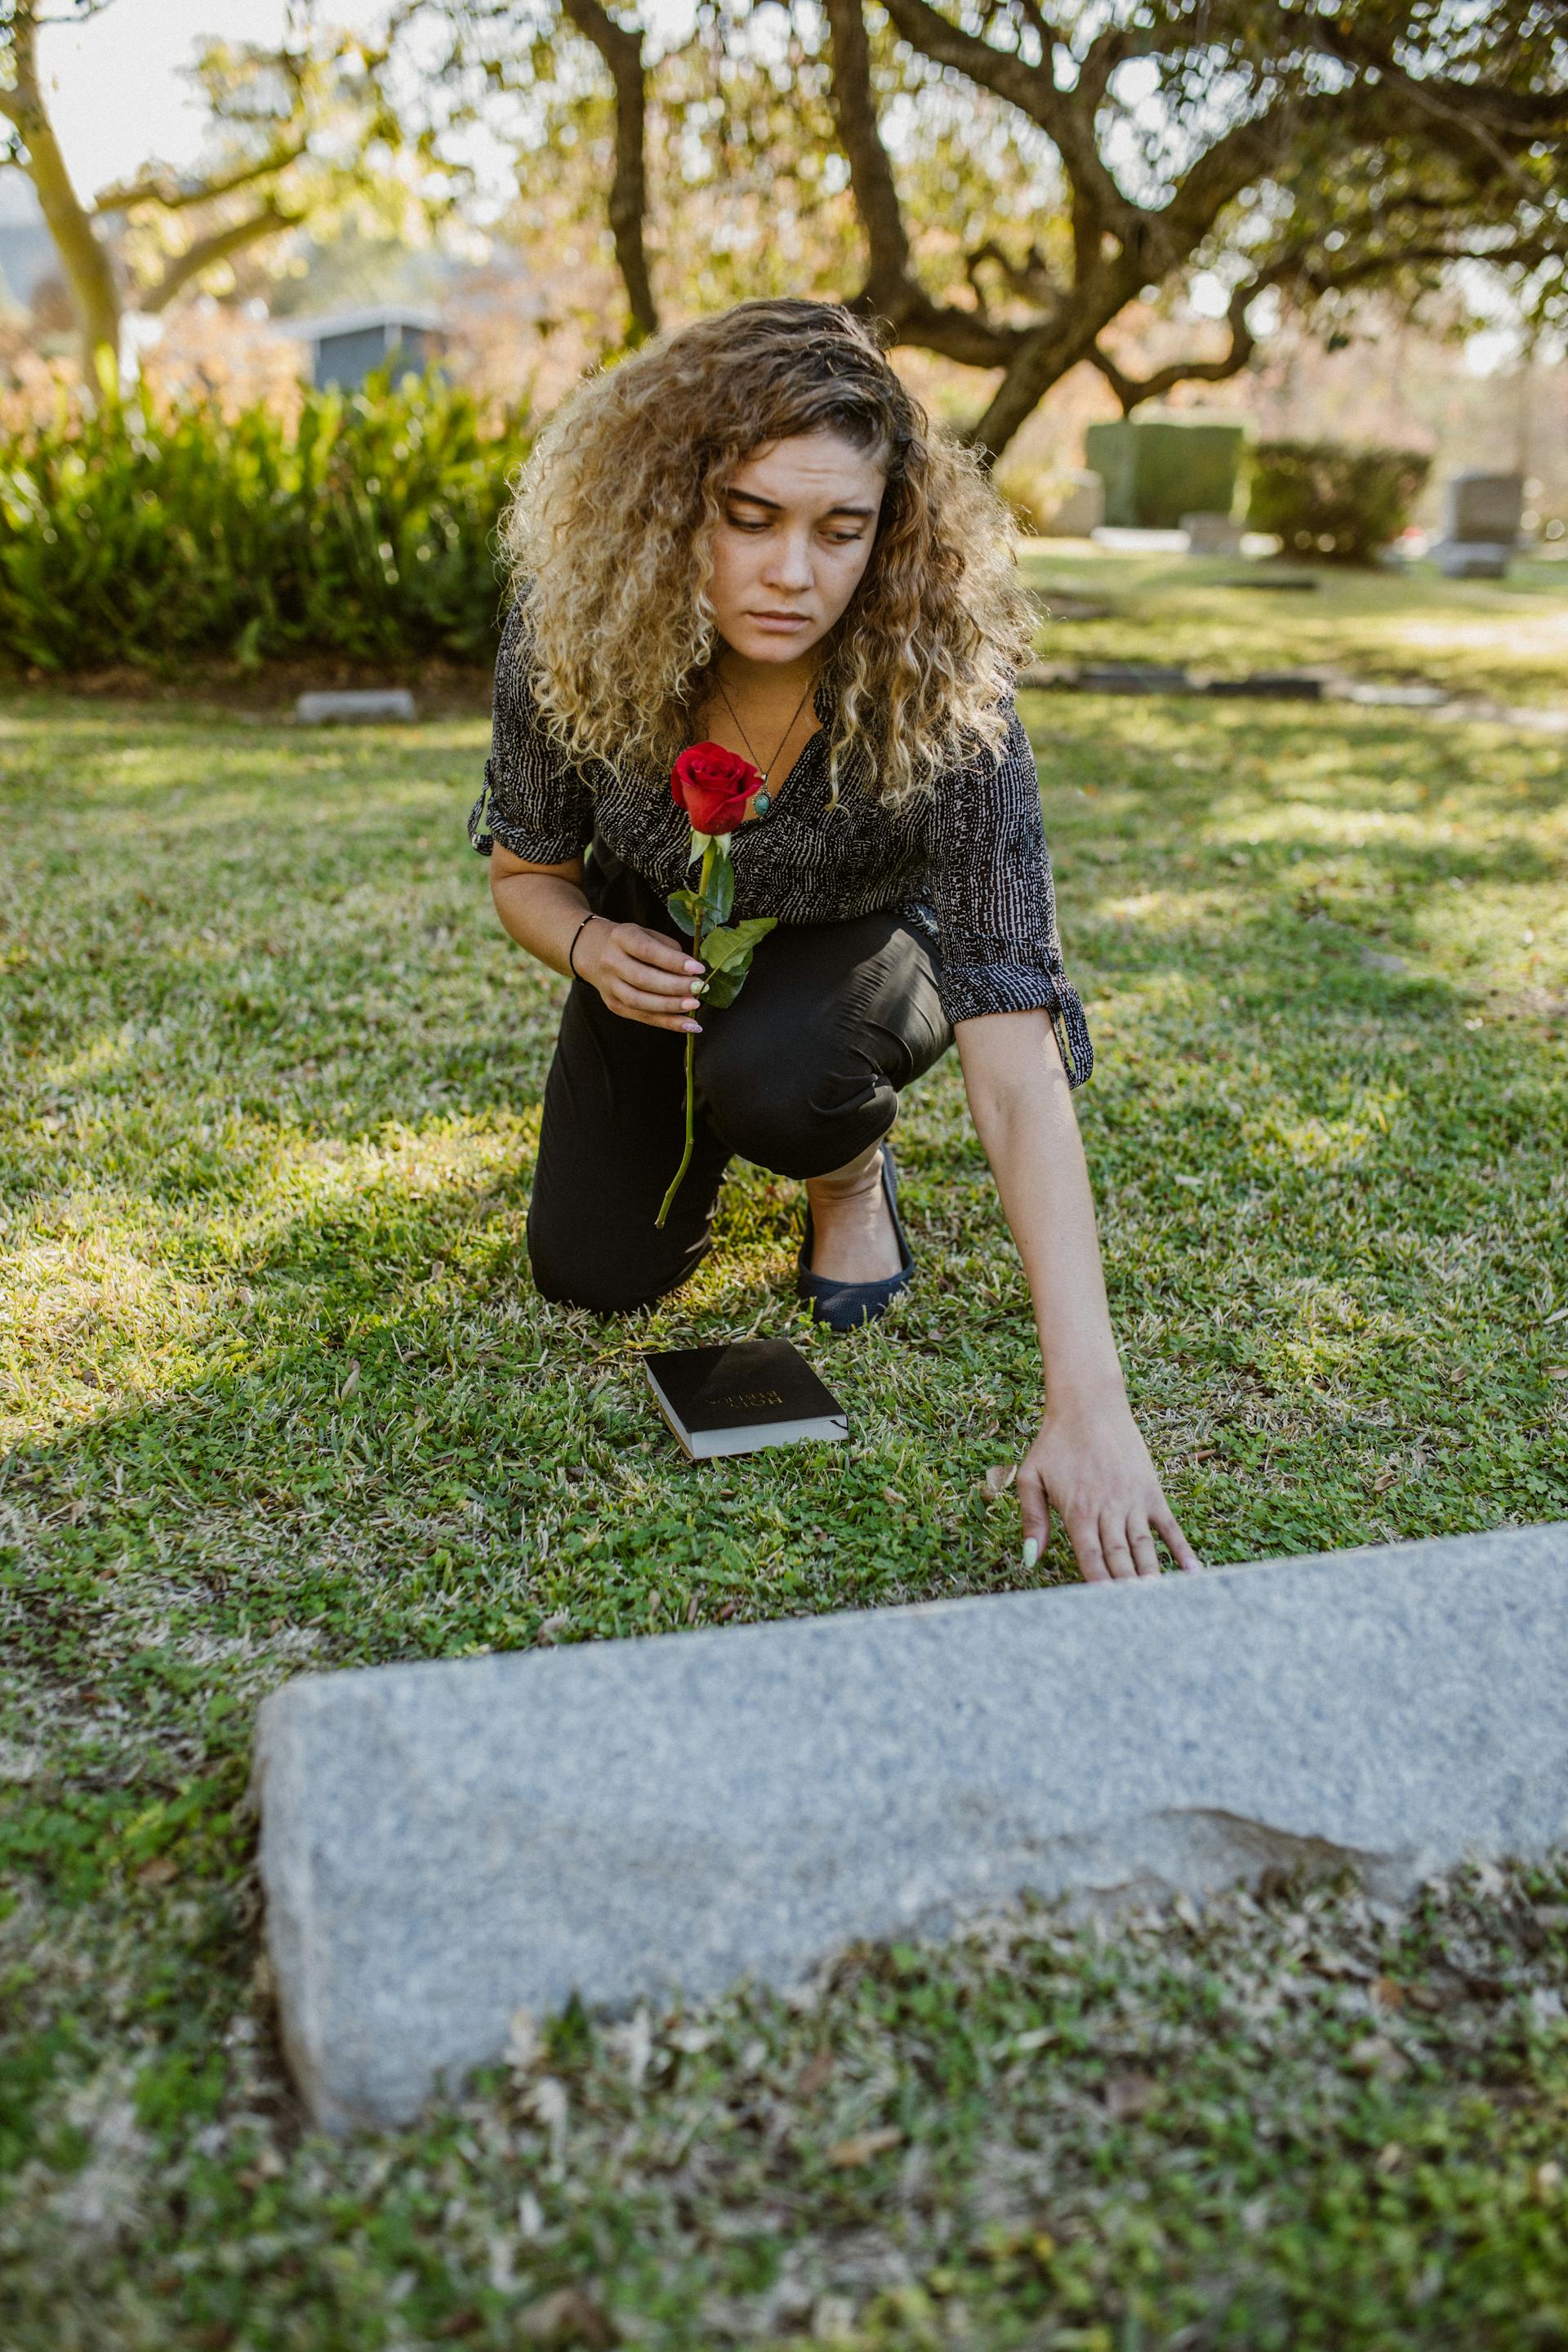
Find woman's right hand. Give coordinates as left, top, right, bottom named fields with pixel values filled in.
left=577, top=918, right=706, bottom=1033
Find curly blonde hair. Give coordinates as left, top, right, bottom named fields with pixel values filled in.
left=503, top=298, right=1035, bottom=807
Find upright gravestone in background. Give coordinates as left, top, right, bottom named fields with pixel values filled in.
left=1084, top=417, right=1248, bottom=531
left=254, top=1524, right=1568, bottom=2132
left=1040, top=470, right=1105, bottom=537
left=1183, top=510, right=1247, bottom=557
left=1431, top=471, right=1525, bottom=579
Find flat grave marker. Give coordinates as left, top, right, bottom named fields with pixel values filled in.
left=255, top=1523, right=1568, bottom=2131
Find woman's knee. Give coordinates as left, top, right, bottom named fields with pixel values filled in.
left=526, top=1220, right=694, bottom=1316
left=702, top=1039, right=890, bottom=1178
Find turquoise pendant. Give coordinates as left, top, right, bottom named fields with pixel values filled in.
left=753, top=788, right=771, bottom=814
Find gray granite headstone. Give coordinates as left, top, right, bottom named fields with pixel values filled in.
left=1432, top=470, right=1524, bottom=578
left=254, top=1523, right=1568, bottom=2131
left=1041, top=470, right=1104, bottom=537
left=1183, top=510, right=1245, bottom=556
left=296, top=689, right=417, bottom=724
left=1444, top=470, right=1525, bottom=544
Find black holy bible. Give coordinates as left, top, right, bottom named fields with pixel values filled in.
left=642, top=1339, right=849, bottom=1462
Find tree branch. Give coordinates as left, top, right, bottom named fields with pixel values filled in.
left=1, top=0, right=122, bottom=392
left=822, top=0, right=1027, bottom=368
left=93, top=141, right=309, bottom=218
left=559, top=0, right=658, bottom=341
left=139, top=201, right=301, bottom=314
left=1089, top=279, right=1263, bottom=414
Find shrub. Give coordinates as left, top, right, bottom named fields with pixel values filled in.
left=1247, top=439, right=1432, bottom=564
left=0, top=372, right=530, bottom=672
left=1085, top=417, right=1248, bottom=528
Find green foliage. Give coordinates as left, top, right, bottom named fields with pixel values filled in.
left=1249, top=439, right=1433, bottom=565
left=0, top=372, right=528, bottom=671
left=1085, top=416, right=1249, bottom=528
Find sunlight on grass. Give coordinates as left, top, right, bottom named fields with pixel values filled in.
left=1018, top=546, right=1568, bottom=706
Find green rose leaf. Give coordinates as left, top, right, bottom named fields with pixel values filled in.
left=702, top=853, right=735, bottom=927
left=666, top=889, right=701, bottom=938
left=701, top=915, right=777, bottom=974
left=702, top=965, right=745, bottom=1009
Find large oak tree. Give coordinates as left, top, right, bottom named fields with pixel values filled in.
left=443, top=0, right=1566, bottom=457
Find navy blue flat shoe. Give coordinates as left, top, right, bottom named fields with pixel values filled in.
left=797, top=1143, right=913, bottom=1333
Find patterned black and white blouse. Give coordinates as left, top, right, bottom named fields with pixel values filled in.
left=470, top=606, right=1093, bottom=1085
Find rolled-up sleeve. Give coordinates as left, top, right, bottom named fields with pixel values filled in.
left=927, top=706, right=1094, bottom=1086
left=467, top=604, right=595, bottom=862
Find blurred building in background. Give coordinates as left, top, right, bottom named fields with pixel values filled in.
left=287, top=305, right=444, bottom=391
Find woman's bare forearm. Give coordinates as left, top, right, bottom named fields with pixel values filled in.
left=956, top=1007, right=1198, bottom=1579
left=488, top=853, right=592, bottom=978
left=955, top=1009, right=1125, bottom=1408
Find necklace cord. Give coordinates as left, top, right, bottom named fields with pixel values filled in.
left=715, top=667, right=817, bottom=787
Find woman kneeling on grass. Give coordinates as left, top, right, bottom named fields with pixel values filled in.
left=471, top=296, right=1196, bottom=1584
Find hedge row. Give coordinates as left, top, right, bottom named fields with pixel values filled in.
left=1249, top=439, right=1432, bottom=564
left=0, top=374, right=530, bottom=673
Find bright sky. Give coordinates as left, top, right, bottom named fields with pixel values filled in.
left=37, top=0, right=386, bottom=198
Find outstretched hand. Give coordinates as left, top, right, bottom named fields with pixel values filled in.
left=1018, top=1392, right=1200, bottom=1583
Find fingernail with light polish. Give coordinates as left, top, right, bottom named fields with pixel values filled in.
left=1020, top=1538, right=1039, bottom=1570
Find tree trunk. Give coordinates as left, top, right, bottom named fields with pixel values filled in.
left=561, top=0, right=659, bottom=343
left=1, top=6, right=122, bottom=400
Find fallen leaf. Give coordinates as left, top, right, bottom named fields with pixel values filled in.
left=1374, top=1467, right=1399, bottom=1494
left=826, top=2125, right=903, bottom=2167
left=515, top=2286, right=617, bottom=2347
left=1374, top=2142, right=1405, bottom=2176
left=982, top=1463, right=1017, bottom=1498
left=1370, top=1976, right=1405, bottom=2011
left=535, top=1613, right=571, bottom=1646
left=795, top=2048, right=835, bottom=2099
left=1405, top=1984, right=1445, bottom=2013
left=506, top=2007, right=541, bottom=2076
left=1103, top=2071, right=1158, bottom=2120
left=136, top=1856, right=176, bottom=1887
left=1350, top=2034, right=1410, bottom=2079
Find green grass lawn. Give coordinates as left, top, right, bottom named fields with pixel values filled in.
left=2, top=630, right=1566, bottom=2347
left=1017, top=546, right=1568, bottom=706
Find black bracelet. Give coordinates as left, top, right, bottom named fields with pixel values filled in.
left=568, top=911, right=599, bottom=980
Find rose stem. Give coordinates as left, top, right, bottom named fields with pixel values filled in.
left=655, top=839, right=712, bottom=1228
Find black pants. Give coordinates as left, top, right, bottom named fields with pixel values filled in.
left=528, top=853, right=952, bottom=1312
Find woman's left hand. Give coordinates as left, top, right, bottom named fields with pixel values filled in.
left=1017, top=1391, right=1200, bottom=1583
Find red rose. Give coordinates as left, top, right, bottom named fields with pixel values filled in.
left=671, top=741, right=763, bottom=836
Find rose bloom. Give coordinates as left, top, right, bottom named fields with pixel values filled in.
left=671, top=742, right=763, bottom=836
